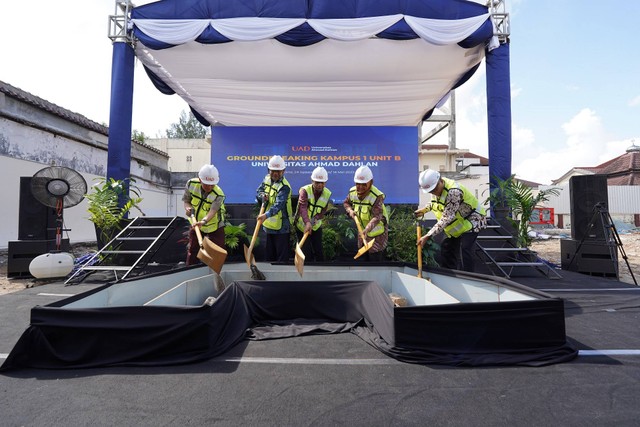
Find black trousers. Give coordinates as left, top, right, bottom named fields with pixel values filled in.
left=265, top=232, right=291, bottom=263
left=186, top=227, right=225, bottom=266
left=438, top=231, right=479, bottom=272
left=295, top=229, right=324, bottom=262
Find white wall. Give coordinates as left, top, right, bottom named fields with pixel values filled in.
left=0, top=114, right=172, bottom=250
left=0, top=155, right=177, bottom=249
left=0, top=156, right=98, bottom=247
left=145, top=138, right=211, bottom=172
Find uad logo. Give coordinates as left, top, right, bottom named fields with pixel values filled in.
left=291, top=145, right=311, bottom=151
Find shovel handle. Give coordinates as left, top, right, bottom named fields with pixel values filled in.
left=353, top=216, right=368, bottom=243
left=189, top=215, right=204, bottom=247
left=245, top=202, right=266, bottom=266
left=299, top=230, right=310, bottom=247
left=416, top=224, right=423, bottom=278
left=249, top=203, right=266, bottom=245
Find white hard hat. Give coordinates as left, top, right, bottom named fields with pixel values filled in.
left=268, top=155, right=286, bottom=171
left=354, top=166, right=373, bottom=184
left=311, top=167, right=328, bottom=182
left=198, top=164, right=219, bottom=185
left=419, top=169, right=440, bottom=193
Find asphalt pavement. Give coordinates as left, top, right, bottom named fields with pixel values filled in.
left=1, top=271, right=640, bottom=426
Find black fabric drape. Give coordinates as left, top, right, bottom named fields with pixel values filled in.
left=1, top=280, right=577, bottom=371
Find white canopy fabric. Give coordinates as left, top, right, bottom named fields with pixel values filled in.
left=132, top=12, right=495, bottom=126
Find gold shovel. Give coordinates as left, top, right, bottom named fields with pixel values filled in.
left=353, top=217, right=375, bottom=259
left=417, top=224, right=423, bottom=278
left=189, top=215, right=227, bottom=274
left=294, top=230, right=311, bottom=277
left=416, top=223, right=432, bottom=282
left=244, top=202, right=266, bottom=267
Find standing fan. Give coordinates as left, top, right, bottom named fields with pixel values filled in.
left=29, top=166, right=87, bottom=278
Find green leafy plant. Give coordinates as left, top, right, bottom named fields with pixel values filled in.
left=321, top=227, right=339, bottom=260
left=224, top=222, right=251, bottom=251
left=320, top=205, right=357, bottom=259
left=386, top=205, right=439, bottom=266
left=484, top=175, right=560, bottom=247
left=85, top=177, right=144, bottom=247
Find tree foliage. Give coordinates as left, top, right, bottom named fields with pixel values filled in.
left=132, top=129, right=147, bottom=143
left=165, top=110, right=209, bottom=139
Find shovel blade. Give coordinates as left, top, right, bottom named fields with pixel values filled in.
left=294, top=243, right=306, bottom=277
left=198, top=237, right=227, bottom=274
left=243, top=244, right=255, bottom=267
left=353, top=239, right=375, bottom=259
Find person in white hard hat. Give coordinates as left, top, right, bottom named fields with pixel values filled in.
left=256, top=155, right=293, bottom=262
left=343, top=165, right=389, bottom=262
left=183, top=164, right=226, bottom=265
left=416, top=169, right=486, bottom=272
left=294, top=166, right=333, bottom=261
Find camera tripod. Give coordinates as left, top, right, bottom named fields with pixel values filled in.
left=570, top=202, right=637, bottom=286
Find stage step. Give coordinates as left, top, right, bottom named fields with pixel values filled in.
left=65, top=217, right=183, bottom=284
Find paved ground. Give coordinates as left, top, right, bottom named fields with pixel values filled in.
left=1, top=263, right=640, bottom=426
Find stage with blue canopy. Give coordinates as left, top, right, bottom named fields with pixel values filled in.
left=107, top=0, right=511, bottom=199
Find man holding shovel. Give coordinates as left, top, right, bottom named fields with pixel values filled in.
left=256, top=155, right=293, bottom=263
left=183, top=164, right=226, bottom=265
left=416, top=169, right=486, bottom=272
left=343, top=165, right=389, bottom=262
left=294, top=167, right=332, bottom=262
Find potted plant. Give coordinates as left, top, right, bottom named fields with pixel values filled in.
left=85, top=177, right=145, bottom=248
left=484, top=175, right=560, bottom=247
left=223, top=222, right=252, bottom=262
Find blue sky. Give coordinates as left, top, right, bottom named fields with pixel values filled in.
left=1, top=1, right=638, bottom=185
left=452, top=0, right=640, bottom=184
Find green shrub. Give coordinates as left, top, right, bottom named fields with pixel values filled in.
left=224, top=222, right=250, bottom=251
left=386, top=205, right=439, bottom=266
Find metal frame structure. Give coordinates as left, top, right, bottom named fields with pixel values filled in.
left=488, top=0, right=510, bottom=43
left=108, top=1, right=134, bottom=44
left=420, top=1, right=510, bottom=151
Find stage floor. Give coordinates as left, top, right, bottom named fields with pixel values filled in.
left=1, top=267, right=639, bottom=425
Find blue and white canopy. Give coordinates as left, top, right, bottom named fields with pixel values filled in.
left=131, top=0, right=497, bottom=126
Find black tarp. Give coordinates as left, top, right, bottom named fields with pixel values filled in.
left=1, top=280, right=577, bottom=371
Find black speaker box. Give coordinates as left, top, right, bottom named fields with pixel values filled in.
left=560, top=238, right=617, bottom=277
left=569, top=175, right=608, bottom=241
left=7, top=239, right=71, bottom=277
left=18, top=176, right=59, bottom=240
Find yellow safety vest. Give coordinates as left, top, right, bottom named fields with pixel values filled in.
left=430, top=177, right=485, bottom=238
left=347, top=185, right=388, bottom=238
left=188, top=179, right=226, bottom=233
left=296, top=184, right=332, bottom=232
left=262, top=176, right=293, bottom=231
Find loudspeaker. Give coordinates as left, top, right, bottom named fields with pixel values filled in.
left=569, top=175, right=608, bottom=241
left=560, top=238, right=617, bottom=276
left=18, top=176, right=58, bottom=240
left=7, top=239, right=70, bottom=277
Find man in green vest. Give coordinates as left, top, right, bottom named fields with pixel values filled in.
left=416, top=169, right=486, bottom=272
left=183, top=164, right=226, bottom=265
left=256, top=155, right=293, bottom=263
left=295, top=167, right=332, bottom=262
left=343, top=165, right=389, bottom=262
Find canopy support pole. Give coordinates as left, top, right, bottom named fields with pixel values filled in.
left=486, top=0, right=512, bottom=216
left=486, top=42, right=512, bottom=186
left=107, top=42, right=134, bottom=184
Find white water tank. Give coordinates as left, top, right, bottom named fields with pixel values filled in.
left=29, top=252, right=75, bottom=279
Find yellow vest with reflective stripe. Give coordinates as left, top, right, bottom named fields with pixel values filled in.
left=262, top=176, right=293, bottom=230
left=188, top=179, right=226, bottom=233
left=296, top=184, right=332, bottom=232
left=430, top=177, right=485, bottom=238
left=347, top=185, right=388, bottom=238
